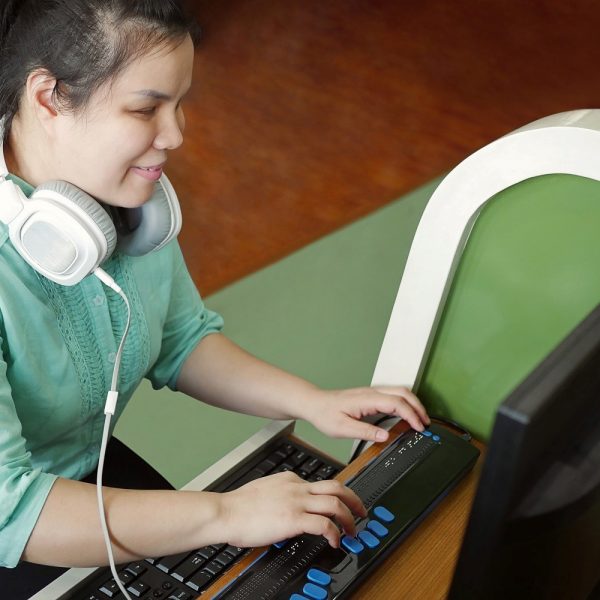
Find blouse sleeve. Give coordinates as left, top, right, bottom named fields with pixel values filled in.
left=145, top=242, right=224, bottom=391
left=0, top=342, right=58, bottom=568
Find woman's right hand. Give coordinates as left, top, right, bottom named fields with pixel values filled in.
left=217, top=471, right=367, bottom=549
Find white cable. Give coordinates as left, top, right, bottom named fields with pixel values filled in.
left=94, top=267, right=133, bottom=600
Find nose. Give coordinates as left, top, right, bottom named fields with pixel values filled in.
left=154, top=110, right=184, bottom=151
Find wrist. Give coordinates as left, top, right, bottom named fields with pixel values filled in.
left=287, top=386, right=329, bottom=424
left=191, top=491, right=229, bottom=547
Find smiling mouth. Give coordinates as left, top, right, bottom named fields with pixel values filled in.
left=131, top=163, right=165, bottom=182
left=136, top=164, right=164, bottom=171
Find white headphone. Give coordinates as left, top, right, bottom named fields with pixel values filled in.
left=0, top=139, right=182, bottom=286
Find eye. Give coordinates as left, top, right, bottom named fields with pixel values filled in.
left=134, top=106, right=157, bottom=116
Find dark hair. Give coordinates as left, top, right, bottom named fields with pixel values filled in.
left=0, top=0, right=200, bottom=139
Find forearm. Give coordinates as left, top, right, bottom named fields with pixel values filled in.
left=177, top=333, right=321, bottom=421
left=23, top=477, right=223, bottom=568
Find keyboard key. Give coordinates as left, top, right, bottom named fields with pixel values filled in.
left=366, top=519, right=389, bottom=537
left=127, top=580, right=151, bottom=597
left=117, top=570, right=135, bottom=585
left=267, top=449, right=287, bottom=463
left=224, top=545, right=245, bottom=558
left=203, top=560, right=224, bottom=576
left=433, top=434, right=441, bottom=442
left=126, top=563, right=148, bottom=577
left=300, top=457, right=322, bottom=475
left=211, top=543, right=227, bottom=551
left=340, top=535, right=365, bottom=554
left=315, top=464, right=336, bottom=479
left=271, top=463, right=294, bottom=474
left=185, top=569, right=213, bottom=592
left=99, top=580, right=120, bottom=598
left=171, top=553, right=206, bottom=582
left=156, top=552, right=189, bottom=574
left=273, top=540, right=288, bottom=549
left=256, top=458, right=279, bottom=473
left=215, top=551, right=234, bottom=567
left=168, top=591, right=192, bottom=600
left=290, top=595, right=310, bottom=600
left=303, top=582, right=328, bottom=599
left=273, top=449, right=289, bottom=461
left=276, top=443, right=295, bottom=457
left=358, top=530, right=381, bottom=548
left=196, top=546, right=217, bottom=561
left=373, top=505, right=395, bottom=522
left=307, top=567, right=332, bottom=586
left=421, top=430, right=433, bottom=437
left=289, top=451, right=308, bottom=467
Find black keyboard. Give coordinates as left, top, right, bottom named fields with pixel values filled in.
left=65, top=438, right=343, bottom=600
left=214, top=424, right=480, bottom=599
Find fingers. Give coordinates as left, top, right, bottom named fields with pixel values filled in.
left=303, top=480, right=366, bottom=547
left=370, top=386, right=430, bottom=431
left=308, top=479, right=367, bottom=520
left=374, top=385, right=430, bottom=425
left=301, top=513, right=344, bottom=548
left=305, top=495, right=356, bottom=539
left=288, top=477, right=366, bottom=547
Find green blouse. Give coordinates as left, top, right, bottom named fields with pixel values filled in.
left=0, top=175, right=223, bottom=567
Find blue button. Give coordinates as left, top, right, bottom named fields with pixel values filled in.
left=307, top=568, right=332, bottom=586
left=340, top=535, right=365, bottom=554
left=373, top=506, right=395, bottom=522
left=290, top=595, right=309, bottom=600
left=432, top=434, right=441, bottom=442
left=273, top=540, right=288, bottom=549
left=358, top=530, right=381, bottom=549
left=421, top=430, right=433, bottom=437
left=303, top=583, right=328, bottom=600
left=367, top=520, right=389, bottom=537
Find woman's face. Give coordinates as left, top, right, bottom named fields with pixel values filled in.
left=47, top=35, right=194, bottom=208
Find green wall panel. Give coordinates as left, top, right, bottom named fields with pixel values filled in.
left=419, top=174, right=600, bottom=439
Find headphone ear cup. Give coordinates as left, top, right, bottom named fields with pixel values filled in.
left=23, top=180, right=117, bottom=285
left=115, top=174, right=182, bottom=256
left=34, top=180, right=118, bottom=255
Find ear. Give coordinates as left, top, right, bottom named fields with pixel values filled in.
left=25, top=69, right=59, bottom=130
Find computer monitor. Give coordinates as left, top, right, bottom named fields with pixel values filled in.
left=448, top=302, right=600, bottom=600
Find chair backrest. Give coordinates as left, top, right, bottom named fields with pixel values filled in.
left=372, top=110, right=600, bottom=440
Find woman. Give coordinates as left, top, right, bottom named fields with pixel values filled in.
left=0, top=0, right=429, bottom=595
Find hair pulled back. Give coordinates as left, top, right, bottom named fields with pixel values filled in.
left=0, top=0, right=200, bottom=139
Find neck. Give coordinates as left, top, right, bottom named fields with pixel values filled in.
left=5, top=118, right=47, bottom=187
left=3, top=137, right=19, bottom=178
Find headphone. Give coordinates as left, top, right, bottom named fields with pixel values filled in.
left=0, top=139, right=182, bottom=286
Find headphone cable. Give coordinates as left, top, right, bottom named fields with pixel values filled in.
left=94, top=267, right=134, bottom=600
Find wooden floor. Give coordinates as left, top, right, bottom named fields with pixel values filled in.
left=167, top=0, right=600, bottom=296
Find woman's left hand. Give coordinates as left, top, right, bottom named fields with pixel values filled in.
left=300, top=386, right=430, bottom=442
